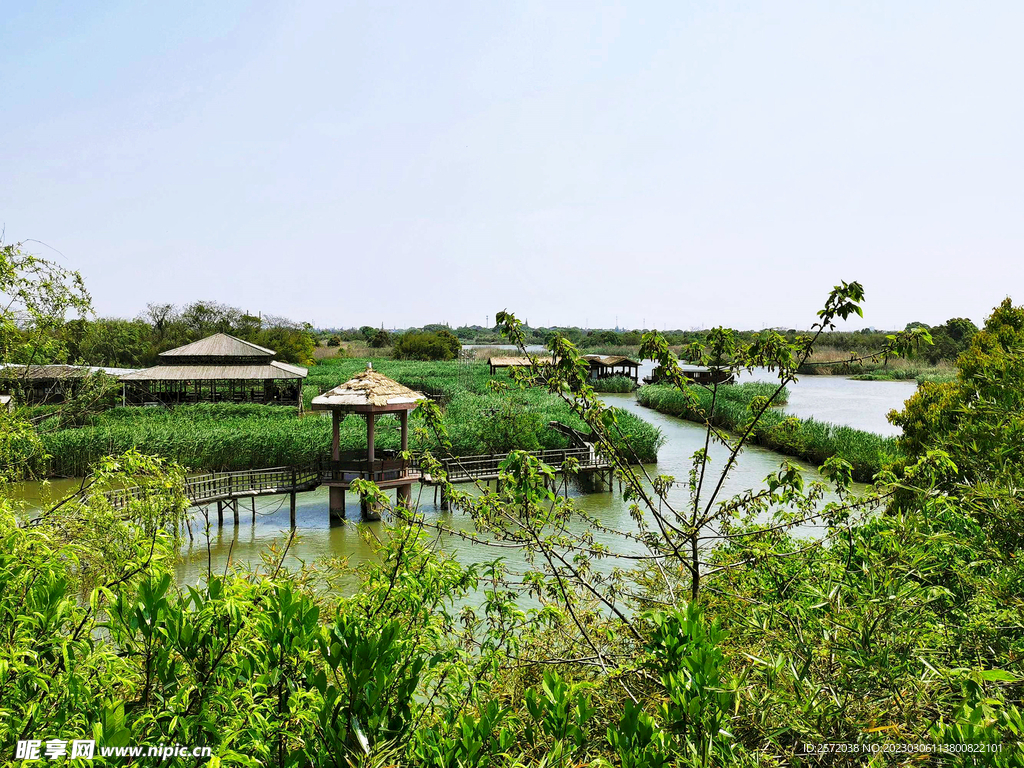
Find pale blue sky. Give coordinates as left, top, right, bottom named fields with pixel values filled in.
left=2, top=1, right=1022, bottom=330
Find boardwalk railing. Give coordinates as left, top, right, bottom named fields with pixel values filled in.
left=420, top=446, right=606, bottom=483
left=93, top=465, right=321, bottom=511
left=89, top=446, right=609, bottom=510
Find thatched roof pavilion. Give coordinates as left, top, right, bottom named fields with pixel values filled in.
left=583, top=354, right=641, bottom=383
left=120, top=333, right=307, bottom=407
left=311, top=365, right=426, bottom=412
left=311, top=363, right=425, bottom=520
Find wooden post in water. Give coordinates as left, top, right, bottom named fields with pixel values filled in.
left=329, top=410, right=345, bottom=521
left=251, top=496, right=256, bottom=522
left=397, top=409, right=412, bottom=510
left=232, top=498, right=239, bottom=525
left=217, top=500, right=223, bottom=525
left=330, top=489, right=345, bottom=525
left=289, top=468, right=297, bottom=528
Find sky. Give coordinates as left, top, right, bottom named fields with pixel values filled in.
left=2, top=1, right=1022, bottom=331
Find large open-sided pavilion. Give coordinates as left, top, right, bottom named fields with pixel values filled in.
left=119, top=333, right=307, bottom=407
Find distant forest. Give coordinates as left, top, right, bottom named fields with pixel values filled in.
left=9, top=297, right=977, bottom=369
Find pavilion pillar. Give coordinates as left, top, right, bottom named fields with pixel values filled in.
left=330, top=487, right=345, bottom=523
left=398, top=410, right=411, bottom=509
left=366, top=414, right=375, bottom=463
left=331, top=411, right=341, bottom=461
left=397, top=483, right=411, bottom=508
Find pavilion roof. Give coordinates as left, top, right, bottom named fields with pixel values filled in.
left=120, top=361, right=307, bottom=381
left=1, top=363, right=138, bottom=379
left=311, top=364, right=426, bottom=410
left=488, top=356, right=554, bottom=367
left=583, top=355, right=640, bottom=367
left=158, top=333, right=276, bottom=359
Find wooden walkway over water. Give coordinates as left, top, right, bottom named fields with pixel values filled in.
left=87, top=447, right=612, bottom=524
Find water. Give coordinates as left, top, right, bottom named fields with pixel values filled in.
left=607, top=358, right=915, bottom=436
left=740, top=371, right=916, bottom=437
left=12, top=376, right=912, bottom=590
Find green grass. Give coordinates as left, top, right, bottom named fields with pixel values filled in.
left=39, top=360, right=663, bottom=476
left=636, top=383, right=899, bottom=482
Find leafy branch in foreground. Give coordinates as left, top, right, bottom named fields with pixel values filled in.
left=3, top=278, right=1023, bottom=766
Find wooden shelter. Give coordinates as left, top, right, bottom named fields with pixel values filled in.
left=488, top=355, right=554, bottom=375
left=0, top=364, right=135, bottom=404
left=643, top=364, right=735, bottom=386
left=119, top=333, right=307, bottom=407
left=582, top=355, right=641, bottom=383
left=311, top=363, right=426, bottom=521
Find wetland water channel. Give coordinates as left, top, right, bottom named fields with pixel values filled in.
left=15, top=374, right=917, bottom=590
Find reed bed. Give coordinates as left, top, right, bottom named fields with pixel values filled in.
left=799, top=348, right=952, bottom=380
left=590, top=375, right=638, bottom=393
left=915, top=371, right=957, bottom=385
left=40, top=360, right=663, bottom=476
left=636, top=383, right=898, bottom=481
left=848, top=361, right=954, bottom=381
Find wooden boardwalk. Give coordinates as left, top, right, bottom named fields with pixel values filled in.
left=89, top=447, right=612, bottom=521
left=418, top=447, right=607, bottom=484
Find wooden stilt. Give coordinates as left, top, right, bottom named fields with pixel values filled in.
left=289, top=469, right=297, bottom=528
left=360, top=494, right=381, bottom=521
left=251, top=496, right=256, bottom=521
left=232, top=499, right=239, bottom=525
left=329, top=487, right=345, bottom=524
left=217, top=500, right=223, bottom=525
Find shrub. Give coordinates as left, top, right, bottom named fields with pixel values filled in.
left=394, top=330, right=461, bottom=360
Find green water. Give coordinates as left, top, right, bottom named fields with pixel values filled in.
left=12, top=391, right=880, bottom=591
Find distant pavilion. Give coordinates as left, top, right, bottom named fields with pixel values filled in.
left=312, top=363, right=425, bottom=521
left=120, top=333, right=307, bottom=407
left=582, top=355, right=641, bottom=383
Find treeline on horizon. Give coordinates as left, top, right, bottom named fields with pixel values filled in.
left=7, top=296, right=979, bottom=369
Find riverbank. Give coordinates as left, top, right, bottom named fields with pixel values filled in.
left=798, top=349, right=953, bottom=381
left=636, top=383, right=900, bottom=482
left=34, top=359, right=663, bottom=477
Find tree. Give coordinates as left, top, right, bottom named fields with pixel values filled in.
left=925, top=316, right=979, bottom=363
left=75, top=318, right=152, bottom=367
left=393, top=330, right=459, bottom=360
left=0, top=240, right=91, bottom=364
left=144, top=303, right=176, bottom=341
left=369, top=329, right=392, bottom=348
